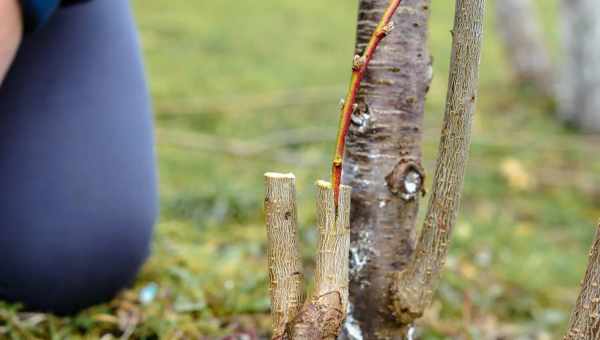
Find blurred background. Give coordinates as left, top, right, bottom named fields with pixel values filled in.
left=4, top=0, right=600, bottom=338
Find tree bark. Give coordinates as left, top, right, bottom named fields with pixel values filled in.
left=265, top=173, right=351, bottom=339
left=264, top=173, right=306, bottom=339
left=0, top=0, right=22, bottom=84
left=391, top=0, right=485, bottom=327
left=341, top=0, right=432, bottom=338
left=495, top=0, right=553, bottom=96
left=286, top=181, right=351, bottom=340
left=331, top=0, right=401, bottom=207
left=558, top=0, right=600, bottom=132
left=564, top=224, right=600, bottom=340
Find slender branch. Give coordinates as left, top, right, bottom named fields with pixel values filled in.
left=264, top=173, right=305, bottom=339
left=390, top=0, right=486, bottom=326
left=564, top=223, right=600, bottom=340
left=286, top=181, right=351, bottom=339
left=331, top=0, right=402, bottom=208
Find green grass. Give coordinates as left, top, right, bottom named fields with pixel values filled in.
left=4, top=0, right=600, bottom=338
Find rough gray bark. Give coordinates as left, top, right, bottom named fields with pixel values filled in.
left=558, top=0, right=600, bottom=132
left=340, top=0, right=432, bottom=338
left=391, top=0, right=485, bottom=327
left=564, top=224, right=600, bottom=339
left=495, top=0, right=553, bottom=96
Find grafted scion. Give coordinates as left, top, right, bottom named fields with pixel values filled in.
left=331, top=0, right=403, bottom=210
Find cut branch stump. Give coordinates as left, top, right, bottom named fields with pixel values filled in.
left=264, top=173, right=351, bottom=340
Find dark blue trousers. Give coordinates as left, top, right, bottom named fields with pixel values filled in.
left=0, top=0, right=157, bottom=314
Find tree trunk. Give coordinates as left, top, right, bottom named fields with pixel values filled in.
left=564, top=224, right=600, bottom=339
left=495, top=0, right=553, bottom=96
left=558, top=0, right=600, bottom=132
left=341, top=0, right=432, bottom=338
left=342, top=0, right=485, bottom=337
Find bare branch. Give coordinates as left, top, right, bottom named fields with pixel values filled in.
left=564, top=224, right=600, bottom=340
left=331, top=0, right=403, bottom=208
left=390, top=0, right=486, bottom=325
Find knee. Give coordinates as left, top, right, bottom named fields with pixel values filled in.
left=0, top=214, right=155, bottom=314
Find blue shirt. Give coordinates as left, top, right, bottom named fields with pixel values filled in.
left=20, top=0, right=91, bottom=33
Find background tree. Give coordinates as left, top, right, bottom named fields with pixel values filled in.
left=494, top=0, right=553, bottom=97
left=558, top=0, right=600, bottom=132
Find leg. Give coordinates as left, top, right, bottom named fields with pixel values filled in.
left=0, top=0, right=157, bottom=314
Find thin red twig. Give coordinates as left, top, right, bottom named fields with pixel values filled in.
left=331, top=0, right=403, bottom=210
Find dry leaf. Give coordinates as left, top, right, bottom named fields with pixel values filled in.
left=500, top=158, right=534, bottom=191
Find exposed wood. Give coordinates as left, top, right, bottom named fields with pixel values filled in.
left=564, top=224, right=600, bottom=340
left=285, top=181, right=351, bottom=339
left=390, top=0, right=486, bottom=328
left=264, top=173, right=305, bottom=339
left=341, top=0, right=431, bottom=337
